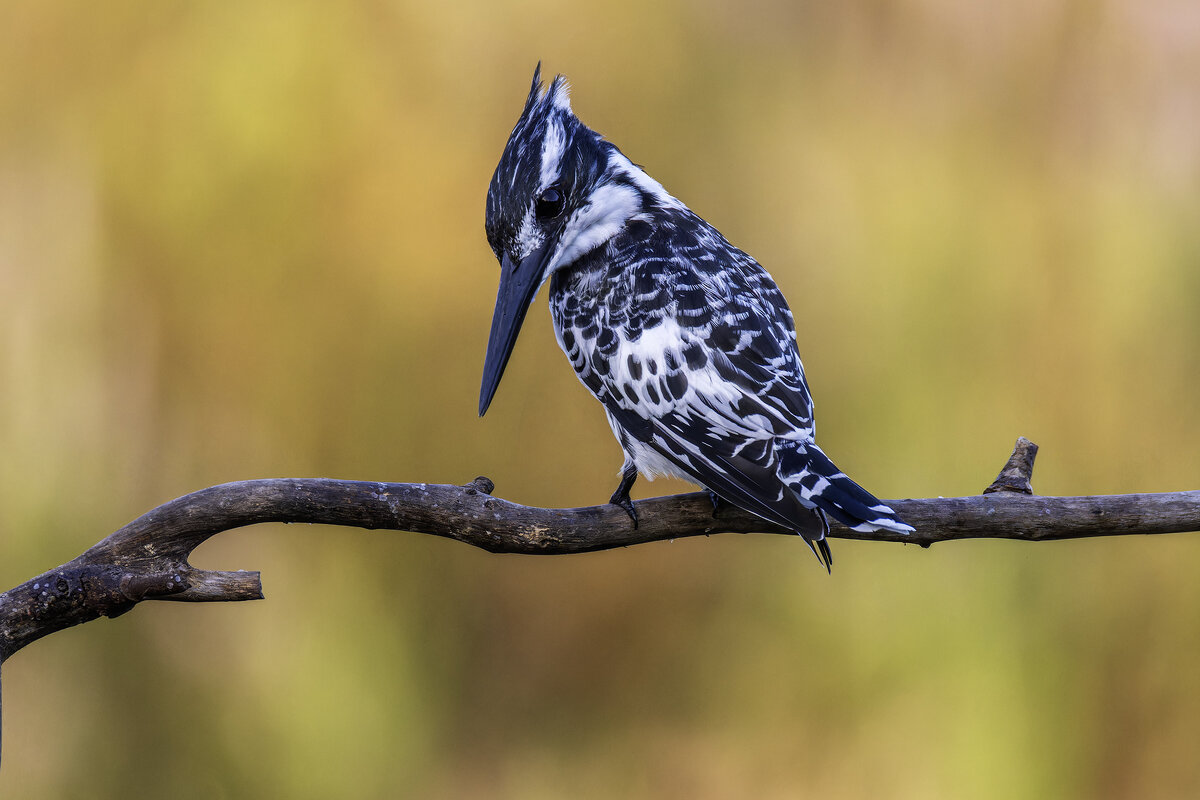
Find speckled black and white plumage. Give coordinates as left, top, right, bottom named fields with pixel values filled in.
left=481, top=67, right=912, bottom=569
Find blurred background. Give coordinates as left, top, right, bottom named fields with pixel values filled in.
left=2, top=1, right=1199, bottom=797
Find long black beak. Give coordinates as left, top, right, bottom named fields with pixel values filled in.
left=478, top=237, right=557, bottom=416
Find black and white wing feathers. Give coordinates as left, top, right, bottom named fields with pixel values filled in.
left=552, top=211, right=911, bottom=563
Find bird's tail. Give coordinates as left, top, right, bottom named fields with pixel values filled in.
left=779, top=441, right=914, bottom=536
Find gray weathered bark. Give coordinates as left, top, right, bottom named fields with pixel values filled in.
left=0, top=438, right=1197, bottom=764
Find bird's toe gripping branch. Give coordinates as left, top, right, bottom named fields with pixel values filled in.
left=609, top=465, right=640, bottom=529
left=706, top=489, right=726, bottom=518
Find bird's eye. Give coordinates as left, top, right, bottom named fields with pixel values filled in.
left=535, top=186, right=566, bottom=220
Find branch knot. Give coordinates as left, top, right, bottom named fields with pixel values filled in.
left=984, top=437, right=1039, bottom=495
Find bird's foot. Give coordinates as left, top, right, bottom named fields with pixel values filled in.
left=706, top=489, right=726, bottom=518
left=611, top=492, right=639, bottom=528
left=609, top=465, right=639, bottom=529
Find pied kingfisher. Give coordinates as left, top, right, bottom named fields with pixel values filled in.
left=479, top=66, right=912, bottom=569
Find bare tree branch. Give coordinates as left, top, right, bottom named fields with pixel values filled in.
left=2, top=438, right=1198, bottom=664
left=0, top=437, right=1198, bottom=762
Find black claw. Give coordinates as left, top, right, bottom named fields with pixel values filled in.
left=610, top=465, right=639, bottom=529
left=706, top=489, right=725, bottom=518
left=612, top=494, right=639, bottom=528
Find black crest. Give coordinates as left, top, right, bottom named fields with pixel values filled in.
left=485, top=64, right=604, bottom=262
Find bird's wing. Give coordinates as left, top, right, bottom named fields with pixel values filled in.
left=594, top=265, right=827, bottom=536
left=620, top=250, right=814, bottom=429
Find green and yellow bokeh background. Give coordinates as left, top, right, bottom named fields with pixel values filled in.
left=3, top=2, right=1200, bottom=797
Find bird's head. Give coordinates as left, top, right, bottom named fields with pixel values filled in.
left=479, top=64, right=674, bottom=416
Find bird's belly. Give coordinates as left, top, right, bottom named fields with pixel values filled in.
left=628, top=440, right=695, bottom=483
left=602, top=408, right=699, bottom=484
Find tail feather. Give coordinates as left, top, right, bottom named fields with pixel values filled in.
left=812, top=511, right=833, bottom=572
left=780, top=442, right=914, bottom=535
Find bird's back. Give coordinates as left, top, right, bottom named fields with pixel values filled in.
left=550, top=205, right=815, bottom=446
left=550, top=199, right=912, bottom=554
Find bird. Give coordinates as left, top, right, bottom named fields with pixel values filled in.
left=478, top=66, right=913, bottom=570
